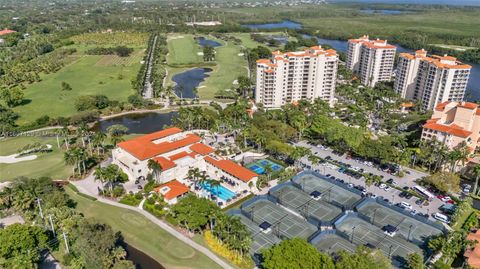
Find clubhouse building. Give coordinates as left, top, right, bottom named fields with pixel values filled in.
left=112, top=127, right=259, bottom=203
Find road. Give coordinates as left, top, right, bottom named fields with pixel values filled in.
left=295, top=141, right=444, bottom=220
left=143, top=35, right=158, bottom=99
left=71, top=175, right=235, bottom=269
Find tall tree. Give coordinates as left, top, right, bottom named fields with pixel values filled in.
left=261, top=238, right=334, bottom=269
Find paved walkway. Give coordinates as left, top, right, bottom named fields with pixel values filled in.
left=71, top=177, right=234, bottom=269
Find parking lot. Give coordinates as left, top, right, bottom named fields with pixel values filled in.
left=295, top=141, right=445, bottom=222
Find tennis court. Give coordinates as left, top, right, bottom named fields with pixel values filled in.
left=242, top=199, right=317, bottom=240
left=356, top=201, right=443, bottom=244
left=336, top=215, right=422, bottom=261
left=312, top=233, right=357, bottom=254
left=246, top=159, right=284, bottom=174
left=232, top=213, right=281, bottom=254
left=293, top=173, right=362, bottom=208
left=270, top=185, right=343, bottom=223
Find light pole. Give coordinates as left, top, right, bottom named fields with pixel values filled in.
left=372, top=208, right=378, bottom=225
left=408, top=224, right=413, bottom=242
left=351, top=226, right=356, bottom=243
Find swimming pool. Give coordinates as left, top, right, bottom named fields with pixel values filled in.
left=247, top=159, right=284, bottom=174
left=201, top=182, right=236, bottom=201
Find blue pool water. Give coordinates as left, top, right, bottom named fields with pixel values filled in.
left=201, top=182, right=236, bottom=201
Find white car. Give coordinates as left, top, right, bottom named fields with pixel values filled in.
left=384, top=186, right=391, bottom=191
left=433, top=213, right=450, bottom=224
left=379, top=183, right=387, bottom=189
left=400, top=202, right=412, bottom=210
left=440, top=196, right=452, bottom=203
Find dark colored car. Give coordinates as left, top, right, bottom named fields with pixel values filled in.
left=403, top=186, right=409, bottom=191
left=405, top=193, right=413, bottom=199
left=399, top=192, right=407, bottom=198
left=386, top=178, right=394, bottom=184
left=415, top=199, right=424, bottom=205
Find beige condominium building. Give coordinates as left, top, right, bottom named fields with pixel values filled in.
left=346, top=35, right=397, bottom=87
left=255, top=46, right=338, bottom=108
left=394, top=49, right=472, bottom=111
left=422, top=101, right=480, bottom=153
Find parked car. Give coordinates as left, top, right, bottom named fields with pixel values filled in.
left=399, top=192, right=407, bottom=198
left=415, top=199, right=424, bottom=205
left=433, top=213, right=450, bottom=224
left=405, top=193, right=413, bottom=200
left=400, top=202, right=412, bottom=210
left=440, top=196, right=452, bottom=203
left=384, top=186, right=391, bottom=191
left=379, top=183, right=387, bottom=189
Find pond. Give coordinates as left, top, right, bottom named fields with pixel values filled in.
left=122, top=242, right=166, bottom=269
left=241, top=20, right=303, bottom=30
left=172, top=67, right=212, bottom=99
left=196, top=36, right=222, bottom=47
left=360, top=9, right=406, bottom=15
left=302, top=34, right=480, bottom=101
left=94, top=111, right=177, bottom=134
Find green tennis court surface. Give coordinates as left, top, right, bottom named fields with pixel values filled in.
left=312, top=233, right=357, bottom=254
left=336, top=215, right=422, bottom=261
left=232, top=213, right=281, bottom=254
left=293, top=173, right=362, bottom=208
left=270, top=185, right=343, bottom=223
left=357, top=201, right=443, bottom=244
left=242, top=199, right=317, bottom=240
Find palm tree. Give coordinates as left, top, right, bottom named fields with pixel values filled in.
left=147, top=159, right=163, bottom=182
left=92, top=132, right=107, bottom=155
left=64, top=149, right=77, bottom=177
left=0, top=187, right=14, bottom=208
left=472, top=165, right=480, bottom=195
left=94, top=167, right=106, bottom=187
left=60, top=125, right=70, bottom=150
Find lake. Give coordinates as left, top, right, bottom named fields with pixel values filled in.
left=196, top=37, right=222, bottom=47
left=122, top=242, right=165, bottom=269
left=303, top=34, right=480, bottom=101
left=95, top=111, right=177, bottom=134
left=172, top=68, right=212, bottom=99
left=241, top=20, right=303, bottom=30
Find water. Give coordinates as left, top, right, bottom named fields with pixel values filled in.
left=360, top=9, right=405, bottom=15
left=330, top=0, right=480, bottom=6
left=303, top=34, right=479, bottom=101
left=122, top=242, right=165, bottom=269
left=241, top=20, right=303, bottom=30
left=94, top=112, right=177, bottom=134
left=172, top=68, right=212, bottom=99
left=201, top=182, right=236, bottom=201
left=196, top=37, right=222, bottom=47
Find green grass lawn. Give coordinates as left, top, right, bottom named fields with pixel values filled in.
left=165, top=35, right=247, bottom=100
left=0, top=136, right=71, bottom=181
left=13, top=49, right=144, bottom=125
left=167, top=34, right=202, bottom=66
left=66, top=187, right=223, bottom=269
left=233, top=32, right=297, bottom=49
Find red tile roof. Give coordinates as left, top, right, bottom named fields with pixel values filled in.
left=117, top=127, right=201, bottom=160
left=204, top=156, right=258, bottom=182
left=154, top=180, right=189, bottom=201
left=152, top=156, right=176, bottom=171
left=190, top=143, right=215, bottom=155
left=458, top=102, right=478, bottom=110
left=0, top=29, right=16, bottom=36
left=435, top=101, right=451, bottom=111
left=465, top=230, right=480, bottom=268
left=423, top=121, right=472, bottom=138
left=168, top=151, right=197, bottom=161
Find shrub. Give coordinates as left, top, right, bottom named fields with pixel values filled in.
left=112, top=186, right=125, bottom=197
left=204, top=231, right=254, bottom=269
left=119, top=194, right=142, bottom=206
